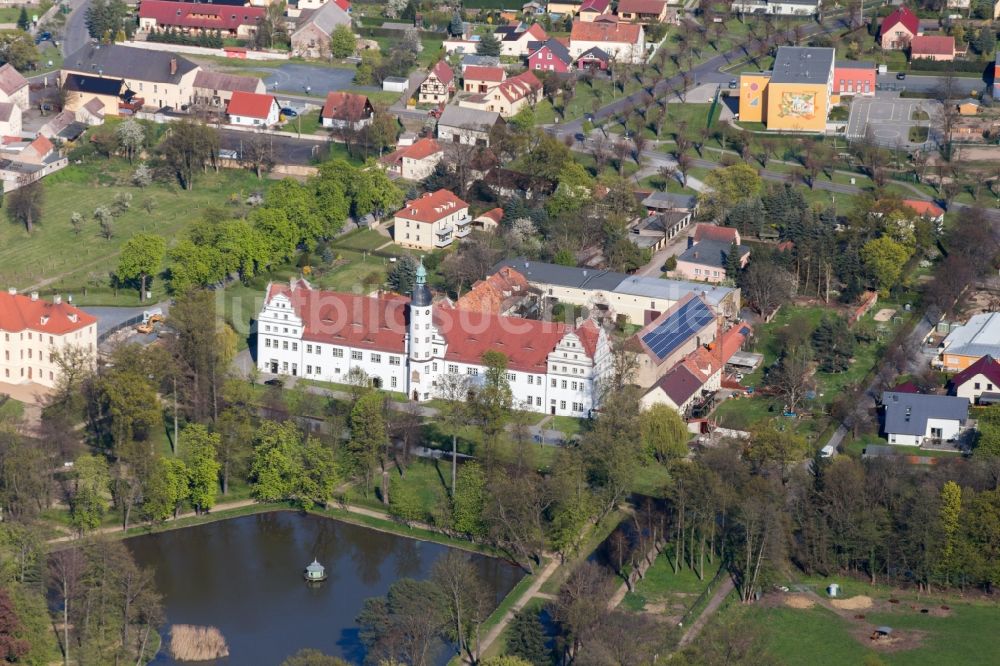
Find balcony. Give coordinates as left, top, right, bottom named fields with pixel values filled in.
left=454, top=216, right=471, bottom=238
left=434, top=225, right=454, bottom=247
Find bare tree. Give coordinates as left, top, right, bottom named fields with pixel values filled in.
left=7, top=177, right=44, bottom=233
left=242, top=131, right=274, bottom=179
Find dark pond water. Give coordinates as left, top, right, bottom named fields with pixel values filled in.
left=126, top=511, right=523, bottom=665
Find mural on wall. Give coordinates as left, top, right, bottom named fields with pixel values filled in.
left=778, top=91, right=816, bottom=119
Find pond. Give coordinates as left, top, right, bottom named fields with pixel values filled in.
left=126, top=511, right=523, bottom=665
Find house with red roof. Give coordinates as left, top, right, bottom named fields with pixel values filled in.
left=493, top=22, right=549, bottom=57
left=473, top=207, right=504, bottom=231
left=454, top=266, right=536, bottom=315
left=419, top=61, right=455, bottom=104
left=0, top=289, right=96, bottom=389
left=380, top=137, right=443, bottom=180
left=630, top=293, right=719, bottom=388
left=394, top=189, right=471, bottom=249
left=320, top=92, right=374, bottom=130
left=579, top=0, right=612, bottom=22
left=460, top=70, right=542, bottom=118
left=528, top=38, right=573, bottom=73
left=463, top=65, right=507, bottom=93
left=910, top=35, right=956, bottom=62
left=139, top=0, right=266, bottom=38
left=951, top=355, right=1000, bottom=403
left=256, top=271, right=611, bottom=416
left=226, top=91, right=280, bottom=126
left=902, top=199, right=945, bottom=227
left=617, top=0, right=673, bottom=24
left=880, top=6, right=921, bottom=50
left=569, top=20, right=645, bottom=63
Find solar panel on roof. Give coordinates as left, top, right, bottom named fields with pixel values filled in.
left=641, top=299, right=714, bottom=361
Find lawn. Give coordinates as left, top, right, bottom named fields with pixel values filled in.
left=0, top=396, right=25, bottom=421
left=2, top=160, right=272, bottom=303
left=343, top=457, right=450, bottom=522
left=622, top=550, right=723, bottom=614
left=549, top=414, right=588, bottom=438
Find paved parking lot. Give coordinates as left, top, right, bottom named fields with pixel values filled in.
left=846, top=96, right=939, bottom=148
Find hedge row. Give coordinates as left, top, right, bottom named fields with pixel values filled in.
left=909, top=57, right=989, bottom=73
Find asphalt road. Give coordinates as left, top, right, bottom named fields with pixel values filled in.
left=61, top=0, right=91, bottom=57
left=256, top=63, right=378, bottom=98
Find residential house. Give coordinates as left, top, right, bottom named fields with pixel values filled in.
left=39, top=111, right=87, bottom=142
left=579, top=0, right=612, bottom=21
left=902, top=199, right=945, bottom=229
left=0, top=64, right=28, bottom=111
left=76, top=98, right=106, bottom=126
left=61, top=44, right=199, bottom=111
left=640, top=345, right=723, bottom=414
left=673, top=224, right=749, bottom=283
left=951, top=355, right=1000, bottom=403
left=494, top=22, right=548, bottom=57
left=881, top=391, right=968, bottom=446
left=880, top=6, right=920, bottom=50
left=730, top=0, right=820, bottom=16
left=453, top=266, right=537, bottom=316
left=910, top=35, right=956, bottom=62
left=629, top=294, right=719, bottom=388
left=0, top=290, right=97, bottom=389
left=617, top=0, right=671, bottom=23
left=575, top=46, right=611, bottom=70
left=437, top=106, right=504, bottom=146
left=463, top=65, right=506, bottom=93
left=460, top=70, right=542, bottom=117
left=473, top=207, right=504, bottom=231
left=193, top=70, right=265, bottom=109
left=0, top=102, right=21, bottom=137
left=289, top=1, right=352, bottom=59
left=61, top=74, right=140, bottom=117
left=380, top=137, right=443, bottom=180
left=569, top=21, right=646, bottom=64
left=641, top=191, right=697, bottom=216
left=138, top=0, right=265, bottom=38
left=548, top=0, right=584, bottom=15
left=320, top=92, right=374, bottom=130
left=528, top=38, right=573, bottom=73
left=939, top=312, right=1000, bottom=371
left=227, top=91, right=280, bottom=127
left=256, top=273, right=610, bottom=417
left=419, top=61, right=456, bottom=104
left=393, top=189, right=471, bottom=249
left=833, top=61, right=875, bottom=96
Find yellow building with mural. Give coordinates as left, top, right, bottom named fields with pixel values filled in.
left=738, top=46, right=835, bottom=132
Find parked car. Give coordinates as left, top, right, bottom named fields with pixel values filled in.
left=896, top=72, right=906, bottom=80
left=281, top=107, right=298, bottom=118
left=574, top=132, right=586, bottom=142
left=729, top=79, right=738, bottom=89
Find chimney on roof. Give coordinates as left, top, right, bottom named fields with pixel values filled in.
left=170, top=58, right=178, bottom=76
left=30, top=291, right=37, bottom=301
left=54, top=295, right=61, bottom=305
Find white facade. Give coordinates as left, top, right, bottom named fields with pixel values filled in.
left=731, top=0, right=819, bottom=15
left=954, top=373, right=998, bottom=402
left=255, top=279, right=612, bottom=417
left=887, top=418, right=963, bottom=446
left=229, top=100, right=280, bottom=127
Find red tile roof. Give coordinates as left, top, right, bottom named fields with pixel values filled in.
left=495, top=71, right=541, bottom=104
left=475, top=207, right=504, bottom=223
left=139, top=0, right=266, bottom=31
left=396, top=189, right=469, bottom=224
left=571, top=20, right=642, bottom=44
left=227, top=91, right=276, bottom=119
left=580, top=0, right=611, bottom=12
left=693, top=223, right=739, bottom=245
left=0, top=292, right=95, bottom=335
left=436, top=303, right=571, bottom=372
left=910, top=35, right=955, bottom=57
left=320, top=92, right=373, bottom=122
left=522, top=23, right=548, bottom=41
left=267, top=282, right=409, bottom=353
left=881, top=6, right=919, bottom=38
left=902, top=199, right=945, bottom=219
left=952, top=355, right=1000, bottom=391
left=576, top=318, right=601, bottom=358
left=334, top=0, right=350, bottom=11
left=401, top=137, right=442, bottom=160
left=718, top=323, right=752, bottom=364
left=617, top=0, right=665, bottom=14
left=429, top=60, right=455, bottom=85
left=454, top=266, right=532, bottom=313
left=464, top=65, right=506, bottom=83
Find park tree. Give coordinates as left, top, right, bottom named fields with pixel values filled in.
left=85, top=0, right=130, bottom=40
left=701, top=163, right=763, bottom=221
left=116, top=233, right=166, bottom=302
left=157, top=121, right=219, bottom=190
left=330, top=24, right=357, bottom=58
left=436, top=372, right=470, bottom=493
left=356, top=578, right=447, bottom=666
left=505, top=609, right=549, bottom=666
left=432, top=551, right=492, bottom=663
left=242, top=132, right=275, bottom=179
left=7, top=179, right=43, bottom=233
left=745, top=421, right=808, bottom=482
left=281, top=650, right=351, bottom=666
left=216, top=381, right=256, bottom=495
left=142, top=455, right=188, bottom=522
left=16, top=7, right=29, bottom=31
left=116, top=119, right=145, bottom=163
left=639, top=404, right=689, bottom=462
left=477, top=32, right=501, bottom=57
left=768, top=344, right=813, bottom=414
left=349, top=391, right=388, bottom=496
left=387, top=254, right=419, bottom=294
left=350, top=161, right=403, bottom=218
left=249, top=420, right=300, bottom=502
left=740, top=259, right=794, bottom=316
left=473, top=350, right=513, bottom=461
left=0, top=30, right=39, bottom=70
left=811, top=315, right=856, bottom=373
left=183, top=423, right=221, bottom=514
left=861, top=235, right=911, bottom=295
left=450, top=461, right=487, bottom=539
left=69, top=454, right=110, bottom=533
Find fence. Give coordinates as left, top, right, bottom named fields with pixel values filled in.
left=98, top=313, right=145, bottom=344
left=677, top=561, right=730, bottom=629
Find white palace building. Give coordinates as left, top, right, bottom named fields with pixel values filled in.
left=255, top=263, right=613, bottom=417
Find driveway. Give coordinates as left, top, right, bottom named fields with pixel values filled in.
left=82, top=302, right=170, bottom=339
left=255, top=63, right=377, bottom=97
left=846, top=96, right=938, bottom=148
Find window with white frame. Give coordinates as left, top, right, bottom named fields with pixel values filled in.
left=351, top=350, right=363, bottom=360
left=333, top=348, right=344, bottom=357
left=371, top=353, right=382, bottom=363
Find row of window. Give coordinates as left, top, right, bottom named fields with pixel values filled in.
left=693, top=268, right=722, bottom=278
left=3, top=332, right=59, bottom=343
left=4, top=349, right=49, bottom=361
left=2, top=368, right=52, bottom=381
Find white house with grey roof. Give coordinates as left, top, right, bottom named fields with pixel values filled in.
left=437, top=106, right=504, bottom=146
left=491, top=258, right=741, bottom=324
left=881, top=391, right=969, bottom=447
left=731, top=0, right=820, bottom=16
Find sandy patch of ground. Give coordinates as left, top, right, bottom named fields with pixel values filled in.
left=873, top=308, right=897, bottom=322
left=851, top=626, right=927, bottom=653
left=832, top=595, right=873, bottom=610
left=784, top=595, right=816, bottom=609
